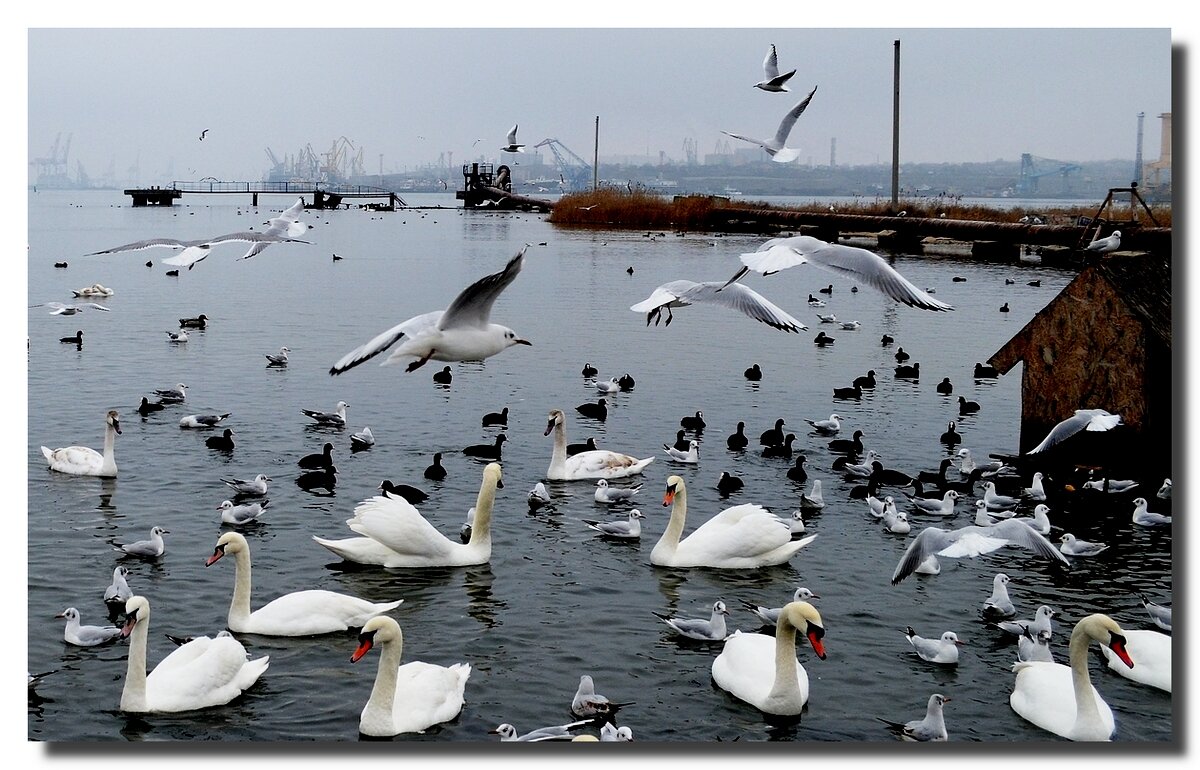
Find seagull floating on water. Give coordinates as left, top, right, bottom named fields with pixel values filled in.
left=653, top=600, right=730, bottom=641
left=179, top=413, right=230, bottom=428
left=56, top=607, right=123, bottom=647
left=741, top=587, right=819, bottom=626
left=903, top=627, right=963, bottom=665
left=330, top=245, right=531, bottom=374
left=302, top=400, right=348, bottom=427
left=722, top=85, right=817, bottom=163
left=582, top=509, right=644, bottom=539
left=218, top=499, right=269, bottom=526
left=115, top=526, right=168, bottom=558
left=594, top=478, right=641, bottom=504
left=221, top=474, right=270, bottom=496
left=1059, top=532, right=1109, bottom=557
left=265, top=347, right=290, bottom=366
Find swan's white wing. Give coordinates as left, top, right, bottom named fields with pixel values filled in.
left=147, top=635, right=267, bottom=711
left=762, top=44, right=780, bottom=79
left=740, top=236, right=953, bottom=311
left=684, top=504, right=793, bottom=559
left=771, top=85, right=818, bottom=148
left=250, top=589, right=400, bottom=633
left=1026, top=409, right=1121, bottom=454
left=677, top=281, right=807, bottom=332
left=329, top=311, right=443, bottom=375
left=347, top=494, right=457, bottom=558
left=87, top=237, right=197, bottom=255
left=438, top=245, right=527, bottom=330
left=567, top=450, right=651, bottom=476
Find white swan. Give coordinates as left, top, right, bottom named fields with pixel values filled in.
left=544, top=409, right=654, bottom=481
left=206, top=532, right=403, bottom=635
left=312, top=463, right=502, bottom=567
left=41, top=410, right=120, bottom=477
left=651, top=475, right=817, bottom=568
left=1099, top=629, right=1171, bottom=692
left=350, top=616, right=470, bottom=736
left=118, top=595, right=269, bottom=713
left=711, top=600, right=826, bottom=716
left=1009, top=613, right=1135, bottom=741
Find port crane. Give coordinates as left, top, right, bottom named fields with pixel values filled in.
left=1017, top=153, right=1082, bottom=195
left=533, top=138, right=593, bottom=192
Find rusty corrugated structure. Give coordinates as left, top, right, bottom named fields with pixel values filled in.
left=987, top=253, right=1172, bottom=475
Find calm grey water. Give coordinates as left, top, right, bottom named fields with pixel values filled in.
left=27, top=189, right=1172, bottom=744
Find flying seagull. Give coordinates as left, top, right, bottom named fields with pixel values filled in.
left=630, top=278, right=807, bottom=332
left=754, top=43, right=796, bottom=92
left=30, top=301, right=111, bottom=315
left=722, top=85, right=817, bottom=163
left=1025, top=409, right=1121, bottom=454
left=329, top=244, right=531, bottom=375
left=199, top=129, right=209, bottom=141
left=722, top=235, right=953, bottom=311
left=501, top=124, right=525, bottom=153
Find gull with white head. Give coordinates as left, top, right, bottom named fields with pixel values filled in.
left=722, top=85, right=818, bottom=163
left=754, top=43, right=797, bottom=92
left=330, top=245, right=531, bottom=374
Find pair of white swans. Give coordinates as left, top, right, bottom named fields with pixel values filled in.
left=1009, top=613, right=1141, bottom=740
left=119, top=595, right=268, bottom=713
left=313, top=463, right=502, bottom=567
left=652, top=475, right=817, bottom=568
left=41, top=410, right=120, bottom=477
left=206, top=532, right=403, bottom=635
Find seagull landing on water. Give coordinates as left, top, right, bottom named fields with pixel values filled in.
left=721, top=235, right=953, bottom=312
left=329, top=245, right=531, bottom=375
left=722, top=85, right=817, bottom=163
left=31, top=301, right=111, bottom=316
left=754, top=43, right=797, bottom=92
left=501, top=124, right=525, bottom=153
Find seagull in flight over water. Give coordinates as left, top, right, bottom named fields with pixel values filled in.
left=721, top=235, right=953, bottom=312
left=722, top=85, right=817, bottom=163
left=631, top=278, right=808, bottom=332
left=86, top=198, right=311, bottom=269
left=30, top=301, right=111, bottom=315
left=754, top=43, right=797, bottom=92
left=329, top=245, right=532, bottom=375
left=1024, top=409, right=1121, bottom=454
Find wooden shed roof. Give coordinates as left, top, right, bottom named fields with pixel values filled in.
left=988, top=254, right=1171, bottom=373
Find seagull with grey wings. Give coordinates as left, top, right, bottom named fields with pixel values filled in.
left=722, top=85, right=818, bottom=162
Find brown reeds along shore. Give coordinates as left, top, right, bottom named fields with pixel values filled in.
left=548, top=188, right=1172, bottom=231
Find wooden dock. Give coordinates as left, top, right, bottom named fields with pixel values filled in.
left=124, top=181, right=406, bottom=209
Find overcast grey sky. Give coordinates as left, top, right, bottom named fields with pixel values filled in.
left=25, top=23, right=1173, bottom=183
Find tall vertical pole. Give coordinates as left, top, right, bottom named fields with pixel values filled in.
left=891, top=39, right=901, bottom=208
left=594, top=116, right=600, bottom=192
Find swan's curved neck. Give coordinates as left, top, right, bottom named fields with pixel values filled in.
left=467, top=478, right=497, bottom=547
left=1068, top=622, right=1103, bottom=730
left=101, top=422, right=118, bottom=474
left=121, top=619, right=149, bottom=711
left=653, top=487, right=688, bottom=559
left=364, top=635, right=402, bottom=726
left=768, top=615, right=801, bottom=702
left=228, top=549, right=254, bottom=626
left=548, top=420, right=568, bottom=474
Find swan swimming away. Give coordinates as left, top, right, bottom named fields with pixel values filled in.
left=329, top=245, right=531, bottom=375
left=118, top=595, right=269, bottom=713
left=651, top=475, right=817, bottom=568
left=41, top=409, right=121, bottom=477
left=722, top=234, right=953, bottom=311
left=711, top=600, right=826, bottom=716
left=350, top=616, right=470, bottom=736
left=312, top=463, right=503, bottom=567
left=1009, top=613, right=1134, bottom=740
left=722, top=85, right=818, bottom=163
left=544, top=409, right=653, bottom=481
left=206, top=532, right=403, bottom=635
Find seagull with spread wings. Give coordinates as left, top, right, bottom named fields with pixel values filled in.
left=630, top=278, right=807, bottom=332
left=722, top=85, right=817, bottom=163
left=86, top=198, right=311, bottom=270
left=329, top=245, right=532, bottom=375
left=754, top=43, right=797, bottom=92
